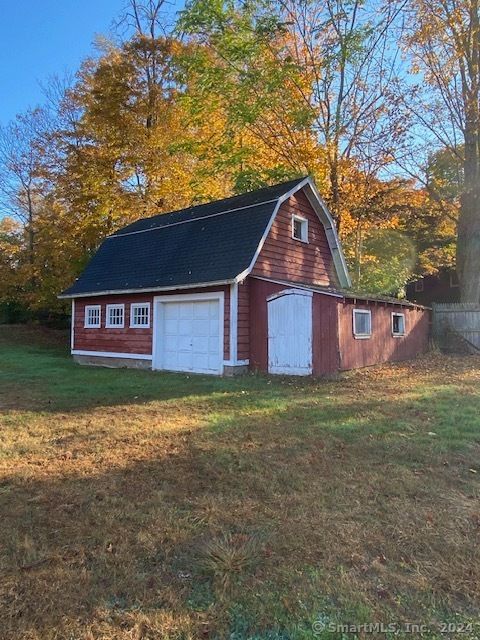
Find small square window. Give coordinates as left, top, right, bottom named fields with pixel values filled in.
left=106, top=304, right=125, bottom=328
left=292, top=215, right=308, bottom=242
left=414, top=279, right=424, bottom=292
left=130, top=303, right=150, bottom=328
left=353, top=309, right=372, bottom=338
left=392, top=313, right=405, bottom=337
left=449, top=271, right=459, bottom=288
left=84, top=305, right=101, bottom=328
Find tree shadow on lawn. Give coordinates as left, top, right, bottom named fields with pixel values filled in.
left=1, top=390, right=480, bottom=639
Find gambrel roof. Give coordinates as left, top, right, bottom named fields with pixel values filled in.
left=60, top=177, right=350, bottom=298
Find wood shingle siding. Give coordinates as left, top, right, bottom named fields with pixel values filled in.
left=73, top=286, right=231, bottom=360
left=252, top=192, right=336, bottom=286
left=237, top=280, right=250, bottom=362
left=337, top=300, right=430, bottom=370
left=74, top=295, right=153, bottom=355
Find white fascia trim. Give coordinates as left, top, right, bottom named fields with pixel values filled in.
left=72, top=350, right=152, bottom=360
left=267, top=288, right=313, bottom=302
left=302, top=179, right=351, bottom=288
left=153, top=291, right=225, bottom=303
left=229, top=282, right=238, bottom=364
left=59, top=279, right=234, bottom=300
left=71, top=300, right=75, bottom=350
left=250, top=276, right=343, bottom=299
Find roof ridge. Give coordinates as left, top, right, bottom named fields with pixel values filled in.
left=110, top=197, right=279, bottom=239
left=115, top=176, right=307, bottom=235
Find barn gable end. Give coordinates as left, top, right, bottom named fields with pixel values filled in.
left=251, top=190, right=338, bottom=287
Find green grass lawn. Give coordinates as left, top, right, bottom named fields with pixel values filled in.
left=1, top=325, right=480, bottom=639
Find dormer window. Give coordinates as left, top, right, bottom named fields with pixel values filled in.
left=292, top=215, right=308, bottom=243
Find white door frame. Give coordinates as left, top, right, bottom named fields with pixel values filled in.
left=267, top=288, right=313, bottom=376
left=152, top=291, right=225, bottom=374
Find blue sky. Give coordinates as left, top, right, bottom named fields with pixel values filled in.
left=0, top=1, right=125, bottom=125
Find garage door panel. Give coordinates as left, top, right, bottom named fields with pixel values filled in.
left=208, top=354, right=220, bottom=369
left=191, top=318, right=209, bottom=336
left=178, top=351, right=193, bottom=369
left=164, top=318, right=178, bottom=335
left=155, top=297, right=223, bottom=374
left=163, top=351, right=178, bottom=369
left=164, top=304, right=179, bottom=320
left=193, top=301, right=210, bottom=319
left=209, top=317, right=219, bottom=333
left=178, top=319, right=193, bottom=335
left=180, top=302, right=194, bottom=318
left=176, top=335, right=191, bottom=351
left=192, top=335, right=208, bottom=351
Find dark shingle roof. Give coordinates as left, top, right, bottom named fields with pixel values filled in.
left=60, top=178, right=307, bottom=297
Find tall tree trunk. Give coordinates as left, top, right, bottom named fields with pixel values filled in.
left=458, top=113, right=480, bottom=302
left=26, top=190, right=36, bottom=290
left=457, top=191, right=480, bottom=302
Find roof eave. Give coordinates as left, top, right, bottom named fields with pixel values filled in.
left=58, top=278, right=236, bottom=299
left=301, top=178, right=351, bottom=289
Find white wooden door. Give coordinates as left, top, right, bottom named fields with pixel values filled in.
left=158, top=299, right=222, bottom=374
left=267, top=290, right=313, bottom=375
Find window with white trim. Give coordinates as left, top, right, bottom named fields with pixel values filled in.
left=392, top=312, right=405, bottom=336
left=353, top=309, right=372, bottom=338
left=449, top=271, right=459, bottom=288
left=106, top=304, right=125, bottom=328
left=292, top=215, right=308, bottom=242
left=130, top=303, right=150, bottom=328
left=414, top=279, right=424, bottom=292
left=84, top=305, right=101, bottom=328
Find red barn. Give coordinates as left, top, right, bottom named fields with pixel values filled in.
left=60, top=177, right=430, bottom=376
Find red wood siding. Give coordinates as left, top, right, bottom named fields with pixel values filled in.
left=251, top=191, right=337, bottom=287
left=249, top=278, right=281, bottom=372
left=74, top=294, right=153, bottom=355
left=338, top=300, right=430, bottom=370
left=237, top=280, right=250, bottom=361
left=248, top=277, right=340, bottom=375
left=73, top=285, right=230, bottom=359
left=312, top=293, right=341, bottom=375
left=223, top=287, right=230, bottom=360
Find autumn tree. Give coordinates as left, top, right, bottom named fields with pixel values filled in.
left=179, top=0, right=407, bottom=226
left=403, top=0, right=480, bottom=301
left=0, top=110, right=51, bottom=290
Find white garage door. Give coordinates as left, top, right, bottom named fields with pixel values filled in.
left=155, top=298, right=223, bottom=374
left=268, top=290, right=312, bottom=375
